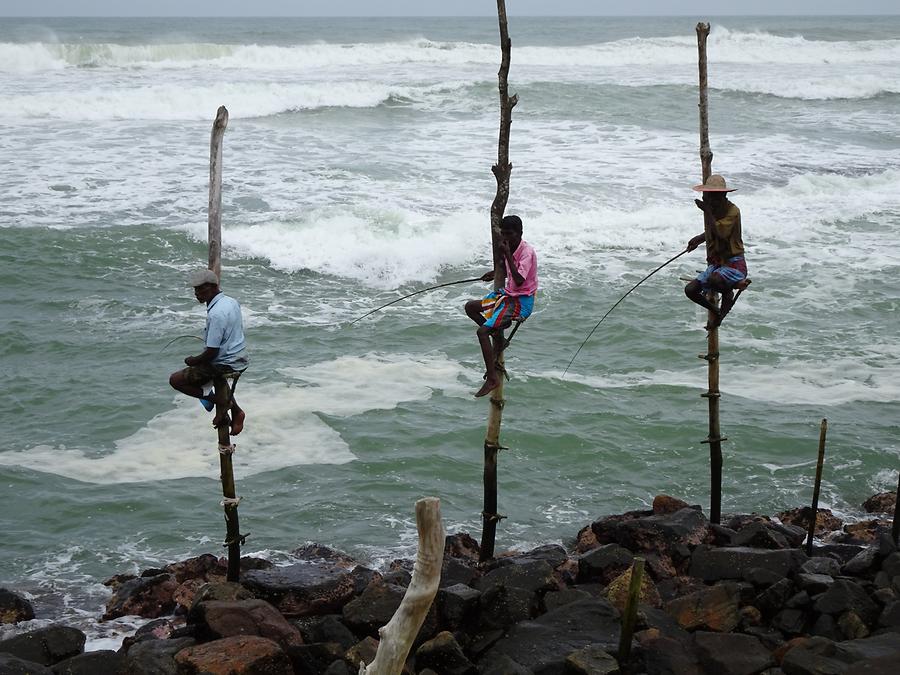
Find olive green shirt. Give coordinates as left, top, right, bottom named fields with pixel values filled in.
left=705, top=201, right=744, bottom=263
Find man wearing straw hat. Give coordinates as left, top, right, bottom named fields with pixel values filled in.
left=684, top=174, right=747, bottom=329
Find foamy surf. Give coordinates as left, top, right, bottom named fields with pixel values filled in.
left=0, top=353, right=471, bottom=483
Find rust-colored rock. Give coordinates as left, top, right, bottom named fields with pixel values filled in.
left=777, top=507, right=842, bottom=535
left=665, top=582, right=741, bottom=632
left=773, top=636, right=813, bottom=665
left=444, top=533, right=480, bottom=561
left=103, top=573, right=179, bottom=620
left=653, top=495, right=690, bottom=515
left=575, top=524, right=599, bottom=553
left=605, top=566, right=662, bottom=611
left=174, top=635, right=292, bottom=674
left=344, top=636, right=379, bottom=670
left=0, top=589, right=35, bottom=624
left=862, top=491, right=896, bottom=514
left=829, top=519, right=891, bottom=544
left=191, top=599, right=304, bottom=650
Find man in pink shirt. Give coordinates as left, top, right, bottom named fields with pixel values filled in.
left=464, top=215, right=538, bottom=398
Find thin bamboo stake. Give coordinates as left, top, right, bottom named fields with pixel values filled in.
left=696, top=22, right=723, bottom=525
left=806, top=419, right=828, bottom=556
left=618, top=557, right=645, bottom=664
left=207, top=105, right=241, bottom=582
left=892, top=470, right=900, bottom=545
left=360, top=498, right=444, bottom=675
left=480, top=0, right=519, bottom=563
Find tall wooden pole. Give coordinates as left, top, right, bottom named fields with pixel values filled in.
left=696, top=22, right=723, bottom=525
left=892, top=470, right=900, bottom=545
left=480, top=0, right=518, bottom=562
left=207, top=105, right=241, bottom=582
left=805, top=419, right=828, bottom=556
left=618, top=557, right=645, bottom=664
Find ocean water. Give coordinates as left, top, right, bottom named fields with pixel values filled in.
left=1, top=15, right=899, bottom=644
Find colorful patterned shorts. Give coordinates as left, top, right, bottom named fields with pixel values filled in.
left=481, top=290, right=535, bottom=329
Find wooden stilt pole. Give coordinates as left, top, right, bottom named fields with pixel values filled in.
left=892, top=470, right=900, bottom=545
left=618, top=557, right=645, bottom=665
left=805, top=419, right=828, bottom=556
left=696, top=22, right=724, bottom=525
left=207, top=105, right=241, bottom=582
left=480, top=0, right=518, bottom=563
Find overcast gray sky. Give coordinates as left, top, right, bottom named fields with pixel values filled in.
left=1, top=1, right=897, bottom=17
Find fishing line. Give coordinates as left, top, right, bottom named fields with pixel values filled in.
left=349, top=277, right=484, bottom=325
left=562, top=249, right=690, bottom=378
left=160, top=335, right=204, bottom=352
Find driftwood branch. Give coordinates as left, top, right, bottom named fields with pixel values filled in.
left=481, top=0, right=518, bottom=563
left=360, top=498, right=444, bottom=675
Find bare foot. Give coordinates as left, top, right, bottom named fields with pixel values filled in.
left=230, top=408, right=245, bottom=436
left=474, top=378, right=500, bottom=398
left=212, top=412, right=230, bottom=429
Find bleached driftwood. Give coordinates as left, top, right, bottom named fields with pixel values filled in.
left=360, top=497, right=444, bottom=675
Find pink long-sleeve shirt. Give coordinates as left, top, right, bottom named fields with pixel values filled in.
left=504, top=239, right=538, bottom=297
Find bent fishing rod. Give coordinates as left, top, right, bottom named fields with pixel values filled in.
left=350, top=276, right=484, bottom=325
left=562, top=248, right=690, bottom=378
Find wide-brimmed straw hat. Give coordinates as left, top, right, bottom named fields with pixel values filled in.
left=692, top=174, right=737, bottom=192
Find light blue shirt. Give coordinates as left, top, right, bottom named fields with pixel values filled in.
left=205, top=293, right=248, bottom=369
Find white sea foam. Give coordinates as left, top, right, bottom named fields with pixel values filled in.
left=0, top=353, right=470, bottom=483
left=3, top=28, right=899, bottom=72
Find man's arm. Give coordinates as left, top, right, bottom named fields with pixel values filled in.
left=185, top=346, right=219, bottom=366
left=500, top=240, right=526, bottom=286
left=686, top=233, right=705, bottom=251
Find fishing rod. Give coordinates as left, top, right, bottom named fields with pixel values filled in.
left=160, top=335, right=204, bottom=352
left=562, top=248, right=690, bottom=378
left=350, top=277, right=484, bottom=325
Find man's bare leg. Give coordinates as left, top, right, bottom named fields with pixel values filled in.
left=465, top=299, right=486, bottom=326
left=474, top=325, right=500, bottom=398
left=169, top=371, right=204, bottom=398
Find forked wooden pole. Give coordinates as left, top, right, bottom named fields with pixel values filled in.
left=480, top=0, right=519, bottom=562
left=805, top=419, right=828, bottom=556
left=207, top=105, right=241, bottom=582
left=696, top=22, right=723, bottom=525
left=360, top=498, right=444, bottom=675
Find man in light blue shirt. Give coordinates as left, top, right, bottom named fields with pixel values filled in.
left=169, top=269, right=249, bottom=435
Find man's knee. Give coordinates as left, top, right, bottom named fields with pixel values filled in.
left=685, top=281, right=700, bottom=298
left=169, top=371, right=182, bottom=390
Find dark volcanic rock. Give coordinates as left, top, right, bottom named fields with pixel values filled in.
left=121, top=637, right=196, bottom=675
left=577, top=544, right=634, bottom=583
left=593, top=507, right=709, bottom=561
left=842, top=547, right=879, bottom=576
left=694, top=631, right=774, bottom=674
left=437, top=583, right=481, bottom=632
left=296, top=614, right=357, bottom=650
left=834, top=631, right=900, bottom=662
left=50, top=650, right=124, bottom=675
left=102, top=573, right=178, bottom=620
left=797, top=573, right=835, bottom=595
left=444, top=533, right=480, bottom=562
left=0, top=589, right=35, bottom=625
left=0, top=653, right=54, bottom=674
left=479, top=584, right=539, bottom=630
left=0, top=625, right=85, bottom=666
left=690, top=546, right=807, bottom=582
left=480, top=598, right=620, bottom=673
left=732, top=522, right=792, bottom=550
left=415, top=631, right=475, bottom=675
left=291, top=544, right=357, bottom=568
left=475, top=560, right=559, bottom=595
left=814, top=579, right=880, bottom=626
left=802, top=557, right=842, bottom=577
left=635, top=630, right=702, bottom=675
left=241, top=562, right=360, bottom=618
left=756, top=579, right=797, bottom=617
left=342, top=582, right=437, bottom=642
left=284, top=642, right=343, bottom=675
left=878, top=599, right=900, bottom=628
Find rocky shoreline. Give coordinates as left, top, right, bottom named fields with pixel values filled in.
left=1, top=491, right=898, bottom=675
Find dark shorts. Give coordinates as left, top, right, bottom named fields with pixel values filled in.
left=180, top=363, right=239, bottom=387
